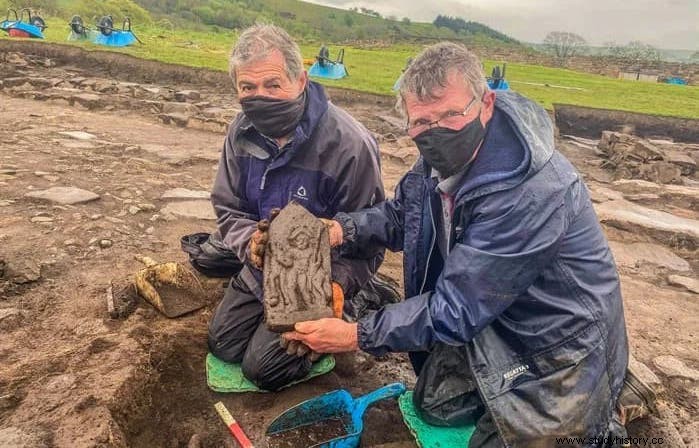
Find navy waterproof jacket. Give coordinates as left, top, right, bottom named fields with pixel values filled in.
left=211, top=81, right=385, bottom=297
left=337, top=91, right=629, bottom=446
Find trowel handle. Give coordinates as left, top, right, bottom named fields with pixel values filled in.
left=353, top=383, right=406, bottom=415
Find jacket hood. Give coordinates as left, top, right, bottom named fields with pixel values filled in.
left=453, top=90, right=555, bottom=204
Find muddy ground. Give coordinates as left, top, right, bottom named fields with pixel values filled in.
left=1, top=44, right=698, bottom=448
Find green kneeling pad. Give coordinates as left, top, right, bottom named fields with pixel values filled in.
left=206, top=352, right=336, bottom=393
left=398, top=391, right=476, bottom=448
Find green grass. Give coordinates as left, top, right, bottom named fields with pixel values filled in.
left=4, top=17, right=699, bottom=119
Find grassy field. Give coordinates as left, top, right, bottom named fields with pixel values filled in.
left=3, top=17, right=699, bottom=119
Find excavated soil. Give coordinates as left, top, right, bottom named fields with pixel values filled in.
left=1, top=41, right=698, bottom=447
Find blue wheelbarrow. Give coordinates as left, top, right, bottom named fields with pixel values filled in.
left=266, top=382, right=406, bottom=447
left=1, top=8, right=46, bottom=39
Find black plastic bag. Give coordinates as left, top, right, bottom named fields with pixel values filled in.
left=180, top=232, right=242, bottom=278
left=413, top=343, right=485, bottom=427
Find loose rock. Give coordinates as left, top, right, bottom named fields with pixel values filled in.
left=0, top=308, right=26, bottom=331
left=25, top=186, right=100, bottom=205
left=628, top=354, right=662, bottom=388
left=58, top=131, right=97, bottom=140
left=608, top=241, right=691, bottom=272
left=161, top=201, right=216, bottom=220
left=30, top=216, right=54, bottom=223
left=653, top=355, right=699, bottom=380
left=4, top=259, right=41, bottom=284
left=174, top=90, right=201, bottom=102
left=667, top=275, right=699, bottom=294
left=161, top=188, right=210, bottom=200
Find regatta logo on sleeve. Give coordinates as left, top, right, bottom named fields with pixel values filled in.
left=503, top=364, right=530, bottom=381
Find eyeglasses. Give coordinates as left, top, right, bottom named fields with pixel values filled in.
left=406, top=96, right=480, bottom=138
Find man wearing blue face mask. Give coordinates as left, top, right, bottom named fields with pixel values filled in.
left=283, top=43, right=656, bottom=446
left=207, top=24, right=395, bottom=392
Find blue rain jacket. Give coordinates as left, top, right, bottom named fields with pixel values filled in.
left=337, top=91, right=628, bottom=446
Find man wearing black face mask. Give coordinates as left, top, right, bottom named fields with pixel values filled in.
left=283, top=43, right=656, bottom=446
left=207, top=24, right=394, bottom=391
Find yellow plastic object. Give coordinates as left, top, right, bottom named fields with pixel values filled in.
left=133, top=255, right=208, bottom=318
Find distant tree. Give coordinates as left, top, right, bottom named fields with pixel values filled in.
left=402, top=17, right=411, bottom=24
left=387, top=15, right=397, bottom=21
left=543, top=31, right=587, bottom=63
left=433, top=15, right=467, bottom=33
left=692, top=51, right=699, bottom=62
left=343, top=13, right=354, bottom=28
left=607, top=41, right=662, bottom=65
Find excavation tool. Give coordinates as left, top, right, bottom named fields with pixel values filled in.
left=133, top=255, right=207, bottom=318
left=266, top=382, right=406, bottom=447
left=214, top=401, right=255, bottom=448
left=1, top=8, right=46, bottom=38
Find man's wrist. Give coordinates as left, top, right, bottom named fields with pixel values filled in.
left=333, top=213, right=357, bottom=247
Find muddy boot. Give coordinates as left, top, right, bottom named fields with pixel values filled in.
left=617, top=366, right=657, bottom=425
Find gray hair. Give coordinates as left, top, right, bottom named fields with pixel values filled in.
left=398, top=42, right=488, bottom=116
left=229, top=24, right=303, bottom=91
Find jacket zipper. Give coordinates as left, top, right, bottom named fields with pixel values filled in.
left=419, top=193, right=437, bottom=295
left=260, top=151, right=284, bottom=190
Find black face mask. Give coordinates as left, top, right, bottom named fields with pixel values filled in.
left=240, top=91, right=306, bottom=138
left=412, top=116, right=487, bottom=178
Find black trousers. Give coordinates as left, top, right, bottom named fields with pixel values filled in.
left=207, top=276, right=312, bottom=391
left=208, top=271, right=401, bottom=391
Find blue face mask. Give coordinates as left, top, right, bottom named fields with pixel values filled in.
left=412, top=116, right=487, bottom=178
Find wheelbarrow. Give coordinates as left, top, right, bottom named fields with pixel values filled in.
left=266, top=382, right=406, bottom=447
left=133, top=255, right=208, bottom=318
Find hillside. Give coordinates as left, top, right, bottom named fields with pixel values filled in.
left=0, top=0, right=522, bottom=46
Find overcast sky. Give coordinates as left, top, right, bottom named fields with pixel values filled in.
left=306, top=0, right=698, bottom=50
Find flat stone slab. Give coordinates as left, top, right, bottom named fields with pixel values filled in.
left=263, top=203, right=333, bottom=332
left=161, top=188, right=210, bottom=200
left=653, top=355, right=699, bottom=380
left=174, top=89, right=201, bottom=102
left=161, top=200, right=215, bottom=220
left=612, top=179, right=699, bottom=208
left=25, top=187, right=100, bottom=205
left=668, top=275, right=699, bottom=294
left=608, top=241, right=691, bottom=272
left=588, top=185, right=624, bottom=203
left=595, top=199, right=699, bottom=249
left=58, top=131, right=97, bottom=141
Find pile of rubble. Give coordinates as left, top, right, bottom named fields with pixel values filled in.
left=598, top=131, right=698, bottom=184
